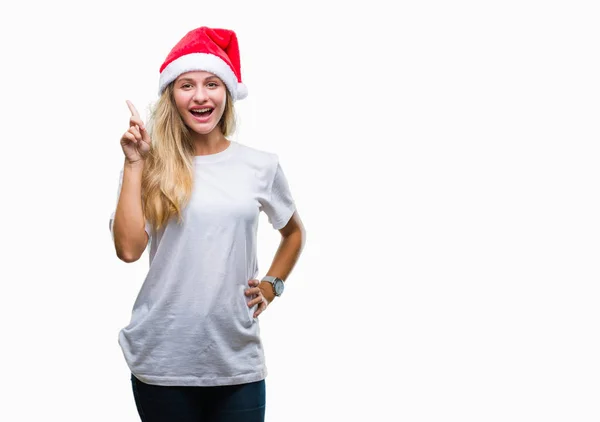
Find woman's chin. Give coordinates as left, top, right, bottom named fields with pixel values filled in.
left=187, top=122, right=218, bottom=136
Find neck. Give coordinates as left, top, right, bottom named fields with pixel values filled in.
left=192, top=130, right=229, bottom=156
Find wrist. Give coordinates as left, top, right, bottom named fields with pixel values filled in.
left=125, top=158, right=145, bottom=170
left=260, top=275, right=285, bottom=298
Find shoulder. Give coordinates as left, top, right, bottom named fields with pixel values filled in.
left=233, top=141, right=280, bottom=168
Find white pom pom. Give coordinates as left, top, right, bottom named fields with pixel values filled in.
left=236, top=83, right=248, bottom=100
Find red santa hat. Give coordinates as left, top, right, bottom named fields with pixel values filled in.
left=158, top=26, right=248, bottom=100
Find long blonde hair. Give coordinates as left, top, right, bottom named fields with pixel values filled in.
left=141, top=83, right=236, bottom=231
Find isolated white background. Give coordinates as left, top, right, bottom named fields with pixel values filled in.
left=0, top=0, right=598, bottom=421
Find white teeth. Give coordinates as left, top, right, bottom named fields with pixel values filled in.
left=191, top=108, right=211, bottom=113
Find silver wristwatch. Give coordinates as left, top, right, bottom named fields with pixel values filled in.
left=261, top=275, right=285, bottom=297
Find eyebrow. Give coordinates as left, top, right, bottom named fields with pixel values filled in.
left=177, top=75, right=220, bottom=83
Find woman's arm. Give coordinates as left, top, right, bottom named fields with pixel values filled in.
left=112, top=159, right=149, bottom=263
left=259, top=211, right=307, bottom=302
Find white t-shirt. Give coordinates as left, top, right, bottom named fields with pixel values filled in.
left=108, top=141, right=296, bottom=386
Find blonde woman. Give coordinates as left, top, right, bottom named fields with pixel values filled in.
left=109, top=26, right=306, bottom=422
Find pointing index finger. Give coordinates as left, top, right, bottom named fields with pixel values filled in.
left=126, top=100, right=140, bottom=119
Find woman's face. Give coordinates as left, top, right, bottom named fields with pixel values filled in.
left=173, top=71, right=227, bottom=136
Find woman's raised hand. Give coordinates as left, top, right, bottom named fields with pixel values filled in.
left=120, top=100, right=151, bottom=164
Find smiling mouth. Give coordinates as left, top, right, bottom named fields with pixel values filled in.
left=190, top=108, right=214, bottom=118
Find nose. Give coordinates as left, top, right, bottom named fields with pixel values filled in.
left=193, top=87, right=209, bottom=103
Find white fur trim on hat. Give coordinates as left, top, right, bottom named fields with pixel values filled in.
left=158, top=53, right=246, bottom=100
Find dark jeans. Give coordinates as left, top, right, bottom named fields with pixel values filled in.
left=131, top=373, right=266, bottom=422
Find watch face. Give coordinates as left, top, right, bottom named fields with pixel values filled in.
left=274, top=279, right=284, bottom=295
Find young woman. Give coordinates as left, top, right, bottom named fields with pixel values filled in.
left=109, top=26, right=306, bottom=422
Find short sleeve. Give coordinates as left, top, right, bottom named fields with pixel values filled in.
left=260, top=160, right=296, bottom=230
left=109, top=169, right=152, bottom=242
